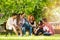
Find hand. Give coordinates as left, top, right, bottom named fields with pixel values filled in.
left=35, top=30, right=37, bottom=34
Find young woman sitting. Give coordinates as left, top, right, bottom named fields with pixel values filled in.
left=42, top=18, right=55, bottom=36
left=28, top=15, right=36, bottom=34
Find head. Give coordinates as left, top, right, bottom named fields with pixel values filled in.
left=20, top=12, right=25, bottom=18
left=28, top=15, right=35, bottom=22
left=42, top=18, right=48, bottom=24
left=17, top=14, right=20, bottom=19
left=12, top=13, right=17, bottom=19
left=38, top=20, right=43, bottom=26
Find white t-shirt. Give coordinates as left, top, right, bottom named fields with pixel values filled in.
left=6, top=17, right=17, bottom=30
left=43, top=25, right=52, bottom=34
left=43, top=26, right=49, bottom=31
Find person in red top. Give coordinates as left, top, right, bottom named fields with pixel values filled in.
left=42, top=18, right=55, bottom=36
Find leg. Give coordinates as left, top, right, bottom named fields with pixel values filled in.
left=24, top=23, right=32, bottom=35
left=43, top=32, right=51, bottom=36
left=39, top=29, right=44, bottom=34
left=32, top=27, right=36, bottom=34
left=9, top=30, right=13, bottom=36
left=23, top=22, right=32, bottom=35
left=22, top=27, right=26, bottom=36
left=18, top=27, right=22, bottom=36
left=6, top=30, right=9, bottom=36
left=29, top=27, right=32, bottom=35
left=35, top=29, right=44, bottom=35
left=12, top=27, right=18, bottom=36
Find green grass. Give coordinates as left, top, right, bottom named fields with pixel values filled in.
left=0, top=34, right=60, bottom=40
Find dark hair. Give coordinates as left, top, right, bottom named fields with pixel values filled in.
left=40, top=20, right=43, bottom=25
left=42, top=18, right=47, bottom=22
left=20, top=12, right=24, bottom=15
left=12, top=13, right=17, bottom=16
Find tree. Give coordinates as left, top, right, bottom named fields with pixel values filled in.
left=0, top=0, right=52, bottom=22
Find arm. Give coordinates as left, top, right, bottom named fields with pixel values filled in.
left=32, top=21, right=36, bottom=27
left=29, top=21, right=36, bottom=27
left=35, top=27, right=40, bottom=34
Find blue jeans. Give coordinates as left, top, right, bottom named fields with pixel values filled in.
left=43, top=32, right=51, bottom=36
left=22, top=22, right=32, bottom=35
left=22, top=27, right=26, bottom=35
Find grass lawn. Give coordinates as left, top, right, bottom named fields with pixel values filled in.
left=0, top=34, right=60, bottom=40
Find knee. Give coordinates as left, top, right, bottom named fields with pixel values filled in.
left=30, top=27, right=32, bottom=30
left=22, top=27, right=25, bottom=31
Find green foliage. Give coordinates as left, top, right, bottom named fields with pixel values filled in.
left=0, top=0, right=50, bottom=22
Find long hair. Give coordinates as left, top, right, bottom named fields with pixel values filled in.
left=28, top=15, right=35, bottom=22
left=42, top=18, right=47, bottom=22
left=16, top=14, right=20, bottom=25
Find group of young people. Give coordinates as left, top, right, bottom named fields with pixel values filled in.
left=6, top=13, right=55, bottom=36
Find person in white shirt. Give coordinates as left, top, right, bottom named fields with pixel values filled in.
left=6, top=13, right=18, bottom=36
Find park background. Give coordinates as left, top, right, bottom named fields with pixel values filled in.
left=0, top=0, right=60, bottom=40
left=0, top=0, right=60, bottom=22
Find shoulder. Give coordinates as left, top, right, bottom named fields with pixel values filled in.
left=46, top=22, right=51, bottom=25
left=7, top=17, right=13, bottom=22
